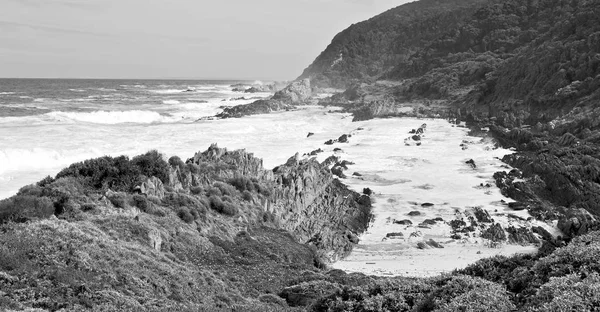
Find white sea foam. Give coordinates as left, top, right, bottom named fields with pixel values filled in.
left=0, top=147, right=102, bottom=176
left=162, top=100, right=181, bottom=105
left=150, top=89, right=186, bottom=94
left=46, top=110, right=176, bottom=124
left=0, top=92, right=15, bottom=95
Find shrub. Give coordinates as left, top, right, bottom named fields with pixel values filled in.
left=55, top=155, right=141, bottom=191
left=168, top=155, right=186, bottom=170
left=108, top=193, right=127, bottom=208
left=209, top=195, right=238, bottom=216
left=80, top=203, right=96, bottom=212
left=214, top=181, right=237, bottom=197
left=242, top=190, right=253, bottom=201
left=190, top=186, right=204, bottom=195
left=131, top=194, right=149, bottom=211
left=228, top=176, right=256, bottom=193
left=177, top=207, right=195, bottom=223
left=0, top=195, right=55, bottom=223
left=206, top=186, right=223, bottom=197
left=131, top=150, right=170, bottom=184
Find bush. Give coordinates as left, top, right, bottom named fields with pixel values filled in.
left=80, top=203, right=96, bottom=212
left=214, top=181, right=237, bottom=197
left=228, top=176, right=256, bottom=193
left=131, top=150, right=169, bottom=184
left=0, top=195, right=55, bottom=223
left=190, top=186, right=204, bottom=195
left=177, top=207, right=195, bottom=223
left=56, top=155, right=141, bottom=192
left=168, top=155, right=186, bottom=170
left=206, top=186, right=223, bottom=197
left=108, top=193, right=127, bottom=208
left=209, top=195, right=238, bottom=216
left=131, top=194, right=149, bottom=211
left=242, top=190, right=253, bottom=201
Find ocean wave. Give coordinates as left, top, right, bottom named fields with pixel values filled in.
left=0, top=92, right=15, bottom=95
left=150, top=89, right=187, bottom=94
left=46, top=110, right=176, bottom=124
left=69, top=89, right=86, bottom=92
left=162, top=100, right=181, bottom=105
left=0, top=147, right=102, bottom=175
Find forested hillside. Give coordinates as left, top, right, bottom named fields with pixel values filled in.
left=298, top=0, right=491, bottom=88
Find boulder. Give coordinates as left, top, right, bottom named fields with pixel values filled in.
left=394, top=219, right=413, bottom=225
left=408, top=211, right=421, bottom=216
left=307, top=132, right=314, bottom=138
left=421, top=219, right=437, bottom=225
left=421, top=203, right=434, bottom=207
left=385, top=232, right=404, bottom=239
left=338, top=134, right=349, bottom=143
left=473, top=207, right=493, bottom=223
left=280, top=280, right=341, bottom=307
left=417, top=242, right=429, bottom=249
left=272, top=79, right=312, bottom=104
left=465, top=159, right=476, bottom=169
left=324, top=139, right=335, bottom=145
left=506, top=226, right=540, bottom=245
left=426, top=239, right=444, bottom=248
left=136, top=176, right=165, bottom=199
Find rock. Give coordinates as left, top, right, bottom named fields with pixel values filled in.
left=433, top=217, right=444, bottom=222
left=272, top=79, right=312, bottom=104
left=506, top=226, right=540, bottom=245
left=409, top=231, right=423, bottom=238
left=557, top=208, right=600, bottom=238
left=362, top=188, right=372, bottom=195
left=148, top=229, right=162, bottom=251
left=426, top=239, right=444, bottom=248
left=421, top=203, right=434, bottom=207
left=532, top=226, right=554, bottom=241
left=385, top=232, right=404, bottom=239
left=408, top=211, right=421, bottom=216
left=308, top=148, right=323, bottom=156
left=324, top=139, right=335, bottom=145
left=449, top=219, right=467, bottom=231
left=417, top=242, right=429, bottom=249
left=346, top=231, right=360, bottom=244
left=557, top=132, right=578, bottom=146
left=465, top=159, right=476, bottom=169
left=307, top=132, right=314, bottom=138
left=409, top=129, right=416, bottom=134
left=451, top=234, right=462, bottom=240
left=412, top=135, right=421, bottom=141
left=334, top=148, right=343, bottom=152
left=508, top=202, right=528, bottom=211
left=421, top=219, right=437, bottom=225
left=481, top=223, right=506, bottom=242
left=331, top=166, right=346, bottom=179
left=338, top=134, right=349, bottom=143
left=135, top=176, right=165, bottom=199
left=352, top=172, right=362, bottom=177
left=472, top=207, right=493, bottom=223
left=280, top=280, right=341, bottom=307
left=394, top=219, right=413, bottom=225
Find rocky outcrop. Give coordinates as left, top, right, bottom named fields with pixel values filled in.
left=215, top=79, right=312, bottom=119
left=557, top=208, right=600, bottom=238
left=135, top=176, right=165, bottom=199
left=167, top=144, right=372, bottom=261
left=271, top=79, right=312, bottom=104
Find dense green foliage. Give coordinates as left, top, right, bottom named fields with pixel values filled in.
left=55, top=150, right=169, bottom=192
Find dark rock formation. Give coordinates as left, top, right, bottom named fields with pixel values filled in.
left=408, top=211, right=421, bottom=216
left=385, top=232, right=404, bottom=239
left=421, top=203, right=434, bottom=207
left=338, top=134, right=349, bottom=143
left=472, top=207, right=492, bottom=223
left=307, top=132, right=314, bottom=138
left=557, top=208, right=600, bottom=238
left=506, top=227, right=540, bottom=245
left=426, top=239, right=444, bottom=248
left=465, top=159, right=476, bottom=169
left=394, top=219, right=413, bottom=225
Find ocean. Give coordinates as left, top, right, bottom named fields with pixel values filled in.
left=0, top=78, right=556, bottom=276
left=0, top=78, right=275, bottom=199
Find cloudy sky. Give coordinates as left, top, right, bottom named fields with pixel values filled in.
left=0, top=0, right=412, bottom=80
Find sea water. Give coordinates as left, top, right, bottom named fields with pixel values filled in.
left=0, top=79, right=555, bottom=276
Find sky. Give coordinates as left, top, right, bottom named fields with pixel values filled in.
left=0, top=0, right=413, bottom=80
